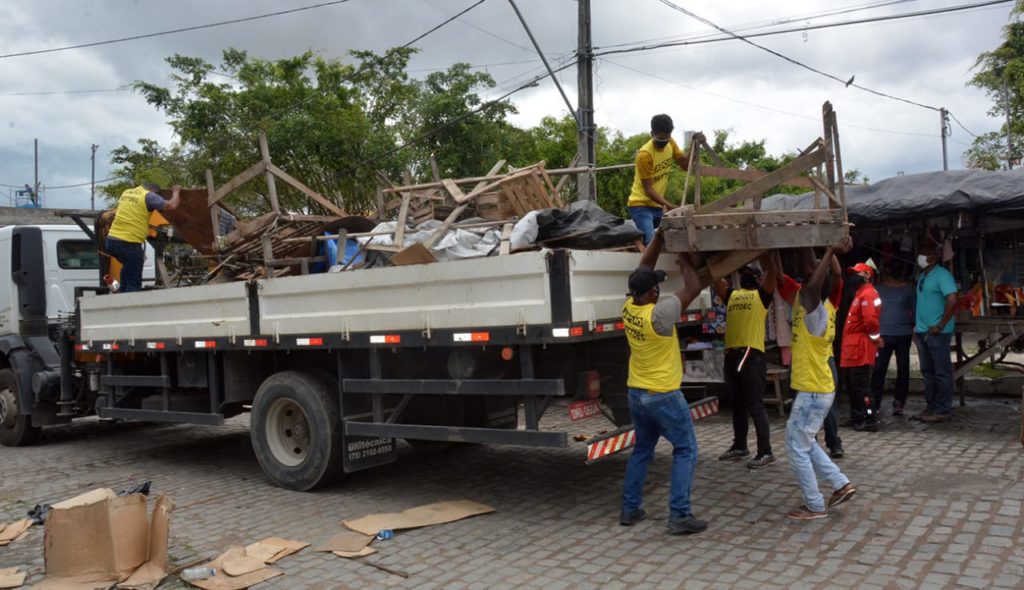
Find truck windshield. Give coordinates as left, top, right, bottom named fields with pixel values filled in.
left=57, top=240, right=100, bottom=269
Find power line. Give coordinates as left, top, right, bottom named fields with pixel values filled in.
left=0, top=0, right=356, bottom=60
left=597, top=0, right=1013, bottom=59
left=420, top=0, right=534, bottom=54
left=948, top=111, right=978, bottom=137
left=653, top=0, right=945, bottom=111
left=401, top=0, right=488, bottom=49
left=0, top=88, right=124, bottom=97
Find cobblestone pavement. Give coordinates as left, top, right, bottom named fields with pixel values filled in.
left=1, top=396, right=1022, bottom=590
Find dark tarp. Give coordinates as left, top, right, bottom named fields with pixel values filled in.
left=535, top=200, right=643, bottom=249
left=761, top=168, right=1024, bottom=226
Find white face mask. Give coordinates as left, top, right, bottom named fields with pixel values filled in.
left=917, top=254, right=931, bottom=269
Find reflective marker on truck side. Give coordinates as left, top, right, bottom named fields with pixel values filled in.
left=369, top=335, right=401, bottom=344
left=195, top=341, right=217, bottom=349
left=453, top=332, right=490, bottom=342
left=552, top=326, right=585, bottom=338
left=296, top=337, right=324, bottom=346
left=101, top=343, right=119, bottom=351
left=243, top=339, right=268, bottom=347
left=594, top=321, right=625, bottom=333
left=146, top=342, right=166, bottom=350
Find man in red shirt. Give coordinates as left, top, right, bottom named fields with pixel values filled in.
left=840, top=263, right=882, bottom=431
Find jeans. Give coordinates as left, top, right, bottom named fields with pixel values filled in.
left=916, top=332, right=954, bottom=415
left=622, top=388, right=699, bottom=518
left=627, top=206, right=663, bottom=245
left=724, top=348, right=772, bottom=456
left=823, top=358, right=842, bottom=450
left=872, top=334, right=912, bottom=409
left=104, top=237, right=145, bottom=293
left=786, top=391, right=850, bottom=512
left=843, top=365, right=877, bottom=425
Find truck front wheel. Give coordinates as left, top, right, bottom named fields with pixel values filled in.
left=250, top=371, right=343, bottom=491
left=0, top=368, right=39, bottom=447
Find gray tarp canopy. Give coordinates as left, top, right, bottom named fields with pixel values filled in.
left=761, top=168, right=1024, bottom=226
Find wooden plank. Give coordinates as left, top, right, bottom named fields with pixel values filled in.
left=539, top=166, right=562, bottom=208
left=375, top=185, right=385, bottom=220
left=663, top=221, right=847, bottom=252
left=693, top=144, right=702, bottom=210
left=267, top=163, right=346, bottom=216
left=430, top=155, right=441, bottom=182
left=705, top=250, right=767, bottom=282
left=821, top=104, right=837, bottom=194
left=502, top=178, right=532, bottom=216
left=554, top=153, right=580, bottom=195
left=205, top=169, right=220, bottom=249
left=830, top=108, right=848, bottom=216
left=442, top=179, right=466, bottom=201
left=393, top=192, right=411, bottom=248
left=700, top=137, right=725, bottom=167
left=698, top=146, right=827, bottom=214
left=391, top=242, right=437, bottom=266
left=682, top=137, right=697, bottom=207
left=258, top=134, right=281, bottom=213
left=527, top=171, right=554, bottom=208
left=456, top=167, right=535, bottom=205
left=953, top=332, right=1019, bottom=379
left=807, top=176, right=841, bottom=207
left=499, top=223, right=514, bottom=255
left=662, top=208, right=844, bottom=229
left=212, top=160, right=267, bottom=204
left=422, top=203, right=470, bottom=250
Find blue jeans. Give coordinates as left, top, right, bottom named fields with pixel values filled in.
left=621, top=388, right=699, bottom=518
left=915, top=332, right=954, bottom=415
left=627, top=206, right=663, bottom=245
left=786, top=391, right=849, bottom=512
left=104, top=237, right=145, bottom=293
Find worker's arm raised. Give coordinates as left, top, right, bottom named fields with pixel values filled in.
left=163, top=185, right=181, bottom=213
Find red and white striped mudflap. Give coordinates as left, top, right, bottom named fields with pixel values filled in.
left=585, top=429, right=636, bottom=464
left=690, top=397, right=720, bottom=421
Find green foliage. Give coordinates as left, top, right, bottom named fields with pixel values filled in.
left=110, top=48, right=808, bottom=221
left=965, top=7, right=1024, bottom=169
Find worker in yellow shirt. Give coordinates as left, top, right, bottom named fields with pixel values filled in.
left=105, top=182, right=180, bottom=292
left=619, top=229, right=706, bottom=535
left=626, top=114, right=695, bottom=245
left=785, top=238, right=857, bottom=520
left=718, top=258, right=778, bottom=469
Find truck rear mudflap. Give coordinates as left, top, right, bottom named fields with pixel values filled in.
left=584, top=396, right=719, bottom=464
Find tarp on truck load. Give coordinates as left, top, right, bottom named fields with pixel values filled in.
left=761, top=168, right=1024, bottom=225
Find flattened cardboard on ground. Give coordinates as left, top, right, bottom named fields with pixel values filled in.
left=332, top=546, right=376, bottom=559
left=314, top=532, right=374, bottom=553
left=342, top=500, right=496, bottom=536
left=186, top=547, right=281, bottom=590
left=243, top=537, right=308, bottom=564
left=0, top=519, right=31, bottom=545
left=38, top=489, right=172, bottom=590
left=0, top=567, right=25, bottom=589
left=220, top=554, right=266, bottom=577
left=241, top=542, right=281, bottom=564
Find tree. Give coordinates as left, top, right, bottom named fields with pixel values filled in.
left=966, top=3, right=1024, bottom=169
left=844, top=169, right=870, bottom=185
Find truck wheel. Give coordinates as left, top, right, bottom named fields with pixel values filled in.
left=250, top=371, right=343, bottom=491
left=0, top=368, right=40, bottom=447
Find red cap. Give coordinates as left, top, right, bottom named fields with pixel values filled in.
left=848, top=262, right=875, bottom=277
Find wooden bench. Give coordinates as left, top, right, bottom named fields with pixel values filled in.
left=765, top=367, right=791, bottom=418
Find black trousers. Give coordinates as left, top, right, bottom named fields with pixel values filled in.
left=844, top=365, right=877, bottom=425
left=872, top=334, right=913, bottom=409
left=724, top=348, right=772, bottom=456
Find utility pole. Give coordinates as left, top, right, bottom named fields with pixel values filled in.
left=576, top=0, right=596, bottom=201
left=939, top=108, right=949, bottom=171
left=1004, top=75, right=1014, bottom=170
left=33, top=138, right=39, bottom=206
left=90, top=144, right=99, bottom=210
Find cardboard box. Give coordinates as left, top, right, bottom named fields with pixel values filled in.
left=38, top=488, right=172, bottom=590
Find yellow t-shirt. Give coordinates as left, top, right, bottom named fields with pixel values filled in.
left=108, top=186, right=155, bottom=243
left=791, top=300, right=837, bottom=394
left=627, top=138, right=684, bottom=208
left=724, top=288, right=768, bottom=351
left=623, top=297, right=683, bottom=392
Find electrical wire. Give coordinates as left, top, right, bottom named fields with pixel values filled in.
left=0, top=0, right=357, bottom=60
left=948, top=111, right=978, bottom=137
left=420, top=0, right=534, bottom=54
left=401, top=0, right=488, bottom=49
left=653, top=0, right=944, bottom=111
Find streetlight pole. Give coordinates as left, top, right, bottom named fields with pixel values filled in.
left=90, top=144, right=98, bottom=209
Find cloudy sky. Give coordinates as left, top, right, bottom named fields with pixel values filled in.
left=0, top=0, right=1015, bottom=209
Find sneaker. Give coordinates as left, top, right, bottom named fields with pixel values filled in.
left=787, top=505, right=828, bottom=521
left=619, top=508, right=646, bottom=526
left=667, top=515, right=708, bottom=535
left=892, top=402, right=905, bottom=417
left=829, top=446, right=845, bottom=459
left=718, top=448, right=750, bottom=461
left=746, top=454, right=776, bottom=469
left=827, top=483, right=857, bottom=509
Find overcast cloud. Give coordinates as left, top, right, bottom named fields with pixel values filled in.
left=0, top=0, right=1014, bottom=209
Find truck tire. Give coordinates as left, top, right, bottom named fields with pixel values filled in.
left=250, top=371, right=343, bottom=491
left=0, top=368, right=40, bottom=447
